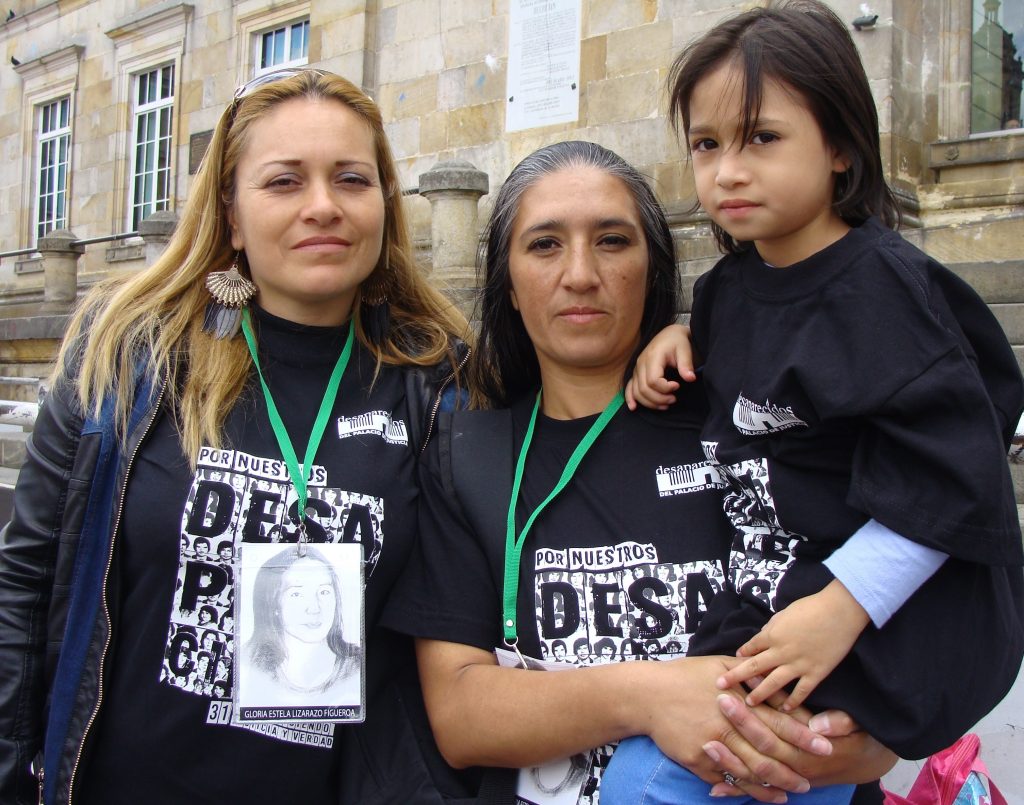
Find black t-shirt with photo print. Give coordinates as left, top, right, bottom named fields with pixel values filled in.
left=686, top=216, right=1024, bottom=758
left=74, top=307, right=470, bottom=803
left=383, top=382, right=733, bottom=802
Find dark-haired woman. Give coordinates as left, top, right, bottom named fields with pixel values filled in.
left=384, top=141, right=898, bottom=804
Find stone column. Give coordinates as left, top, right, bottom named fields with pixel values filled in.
left=139, top=210, right=179, bottom=265
left=38, top=229, right=83, bottom=305
left=418, top=161, right=489, bottom=314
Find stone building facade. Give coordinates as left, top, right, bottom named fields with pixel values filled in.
left=0, top=0, right=1021, bottom=411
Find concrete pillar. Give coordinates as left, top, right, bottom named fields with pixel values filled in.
left=139, top=210, right=178, bottom=265
left=419, top=161, right=488, bottom=313
left=38, top=229, right=83, bottom=305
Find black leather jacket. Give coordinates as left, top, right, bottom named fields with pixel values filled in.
left=0, top=341, right=468, bottom=805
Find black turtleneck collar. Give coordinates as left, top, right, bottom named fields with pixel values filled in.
left=248, top=305, right=352, bottom=369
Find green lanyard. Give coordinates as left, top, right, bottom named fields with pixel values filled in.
left=503, top=389, right=624, bottom=646
left=240, top=308, right=353, bottom=548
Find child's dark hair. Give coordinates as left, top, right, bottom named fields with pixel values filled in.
left=668, top=0, right=900, bottom=254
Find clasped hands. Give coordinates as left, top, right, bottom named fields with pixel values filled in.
left=646, top=655, right=874, bottom=803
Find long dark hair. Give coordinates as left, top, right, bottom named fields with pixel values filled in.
left=247, top=546, right=358, bottom=675
left=471, top=141, right=680, bottom=407
left=668, top=0, right=900, bottom=254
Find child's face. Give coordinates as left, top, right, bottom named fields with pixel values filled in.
left=687, top=61, right=850, bottom=267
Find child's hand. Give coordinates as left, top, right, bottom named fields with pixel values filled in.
left=714, top=580, right=871, bottom=712
left=625, top=324, right=698, bottom=411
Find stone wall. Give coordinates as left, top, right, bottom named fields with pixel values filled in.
left=0, top=0, right=1021, bottom=304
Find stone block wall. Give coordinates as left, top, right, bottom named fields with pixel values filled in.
left=0, top=0, right=1020, bottom=309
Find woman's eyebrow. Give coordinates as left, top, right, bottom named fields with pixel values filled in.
left=519, top=217, right=638, bottom=237
left=595, top=218, right=638, bottom=230
left=519, top=219, right=562, bottom=237
left=254, top=158, right=376, bottom=171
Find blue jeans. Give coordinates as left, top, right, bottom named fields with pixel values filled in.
left=602, top=735, right=855, bottom=805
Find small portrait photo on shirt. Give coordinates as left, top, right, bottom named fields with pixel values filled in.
left=234, top=541, right=364, bottom=723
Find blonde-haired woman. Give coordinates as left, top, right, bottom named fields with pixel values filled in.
left=0, top=69, right=475, bottom=805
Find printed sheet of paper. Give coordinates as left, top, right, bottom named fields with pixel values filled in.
left=506, top=0, right=581, bottom=132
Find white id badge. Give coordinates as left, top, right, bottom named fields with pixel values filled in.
left=234, top=542, right=365, bottom=723
left=494, top=648, right=595, bottom=804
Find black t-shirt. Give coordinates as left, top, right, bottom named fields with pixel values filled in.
left=384, top=383, right=732, bottom=801
left=686, top=218, right=1024, bottom=757
left=74, top=308, right=462, bottom=803
left=691, top=217, right=1022, bottom=571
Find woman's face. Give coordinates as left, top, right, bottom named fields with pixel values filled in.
left=229, top=97, right=386, bottom=327
left=507, top=166, right=649, bottom=383
left=279, top=557, right=337, bottom=644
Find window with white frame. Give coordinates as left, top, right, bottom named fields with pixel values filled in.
left=35, top=97, right=71, bottom=241
left=130, top=64, right=175, bottom=230
left=256, top=18, right=309, bottom=74
left=972, top=0, right=1023, bottom=132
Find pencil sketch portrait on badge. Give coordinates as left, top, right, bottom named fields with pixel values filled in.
left=235, top=542, right=364, bottom=722
left=519, top=752, right=592, bottom=805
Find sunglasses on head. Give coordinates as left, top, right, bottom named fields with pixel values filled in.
left=232, top=66, right=332, bottom=103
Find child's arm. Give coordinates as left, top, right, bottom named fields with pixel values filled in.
left=715, top=579, right=870, bottom=712
left=824, top=519, right=947, bottom=627
left=625, top=323, right=698, bottom=411
left=717, top=520, right=949, bottom=711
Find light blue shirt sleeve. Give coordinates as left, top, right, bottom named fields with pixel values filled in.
left=823, top=519, right=948, bottom=628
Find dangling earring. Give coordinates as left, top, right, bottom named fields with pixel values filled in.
left=202, top=252, right=257, bottom=339
left=360, top=263, right=391, bottom=346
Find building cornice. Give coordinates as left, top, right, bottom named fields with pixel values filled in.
left=105, top=1, right=194, bottom=44
left=0, top=1, right=60, bottom=44
left=12, top=44, right=84, bottom=82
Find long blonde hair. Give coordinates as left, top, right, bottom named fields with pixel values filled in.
left=55, top=71, right=468, bottom=462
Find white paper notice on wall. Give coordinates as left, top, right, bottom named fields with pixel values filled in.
left=506, top=0, right=581, bottom=133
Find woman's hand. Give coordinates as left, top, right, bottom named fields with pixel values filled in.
left=643, top=656, right=835, bottom=802
left=416, top=640, right=865, bottom=803
left=704, top=695, right=898, bottom=794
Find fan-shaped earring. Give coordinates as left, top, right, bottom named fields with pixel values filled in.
left=202, top=253, right=257, bottom=339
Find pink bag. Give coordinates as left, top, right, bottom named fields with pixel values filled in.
left=882, top=734, right=1007, bottom=805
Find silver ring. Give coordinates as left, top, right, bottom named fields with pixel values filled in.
left=761, top=782, right=773, bottom=788
left=723, top=772, right=739, bottom=786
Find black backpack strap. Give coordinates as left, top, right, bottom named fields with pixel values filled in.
left=474, top=767, right=518, bottom=805
left=437, top=409, right=518, bottom=805
left=440, top=408, right=515, bottom=541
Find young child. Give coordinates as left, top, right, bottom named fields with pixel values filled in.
left=602, top=2, right=1024, bottom=803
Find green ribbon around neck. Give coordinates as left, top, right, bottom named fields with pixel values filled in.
left=502, top=389, right=624, bottom=645
left=240, top=308, right=353, bottom=535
